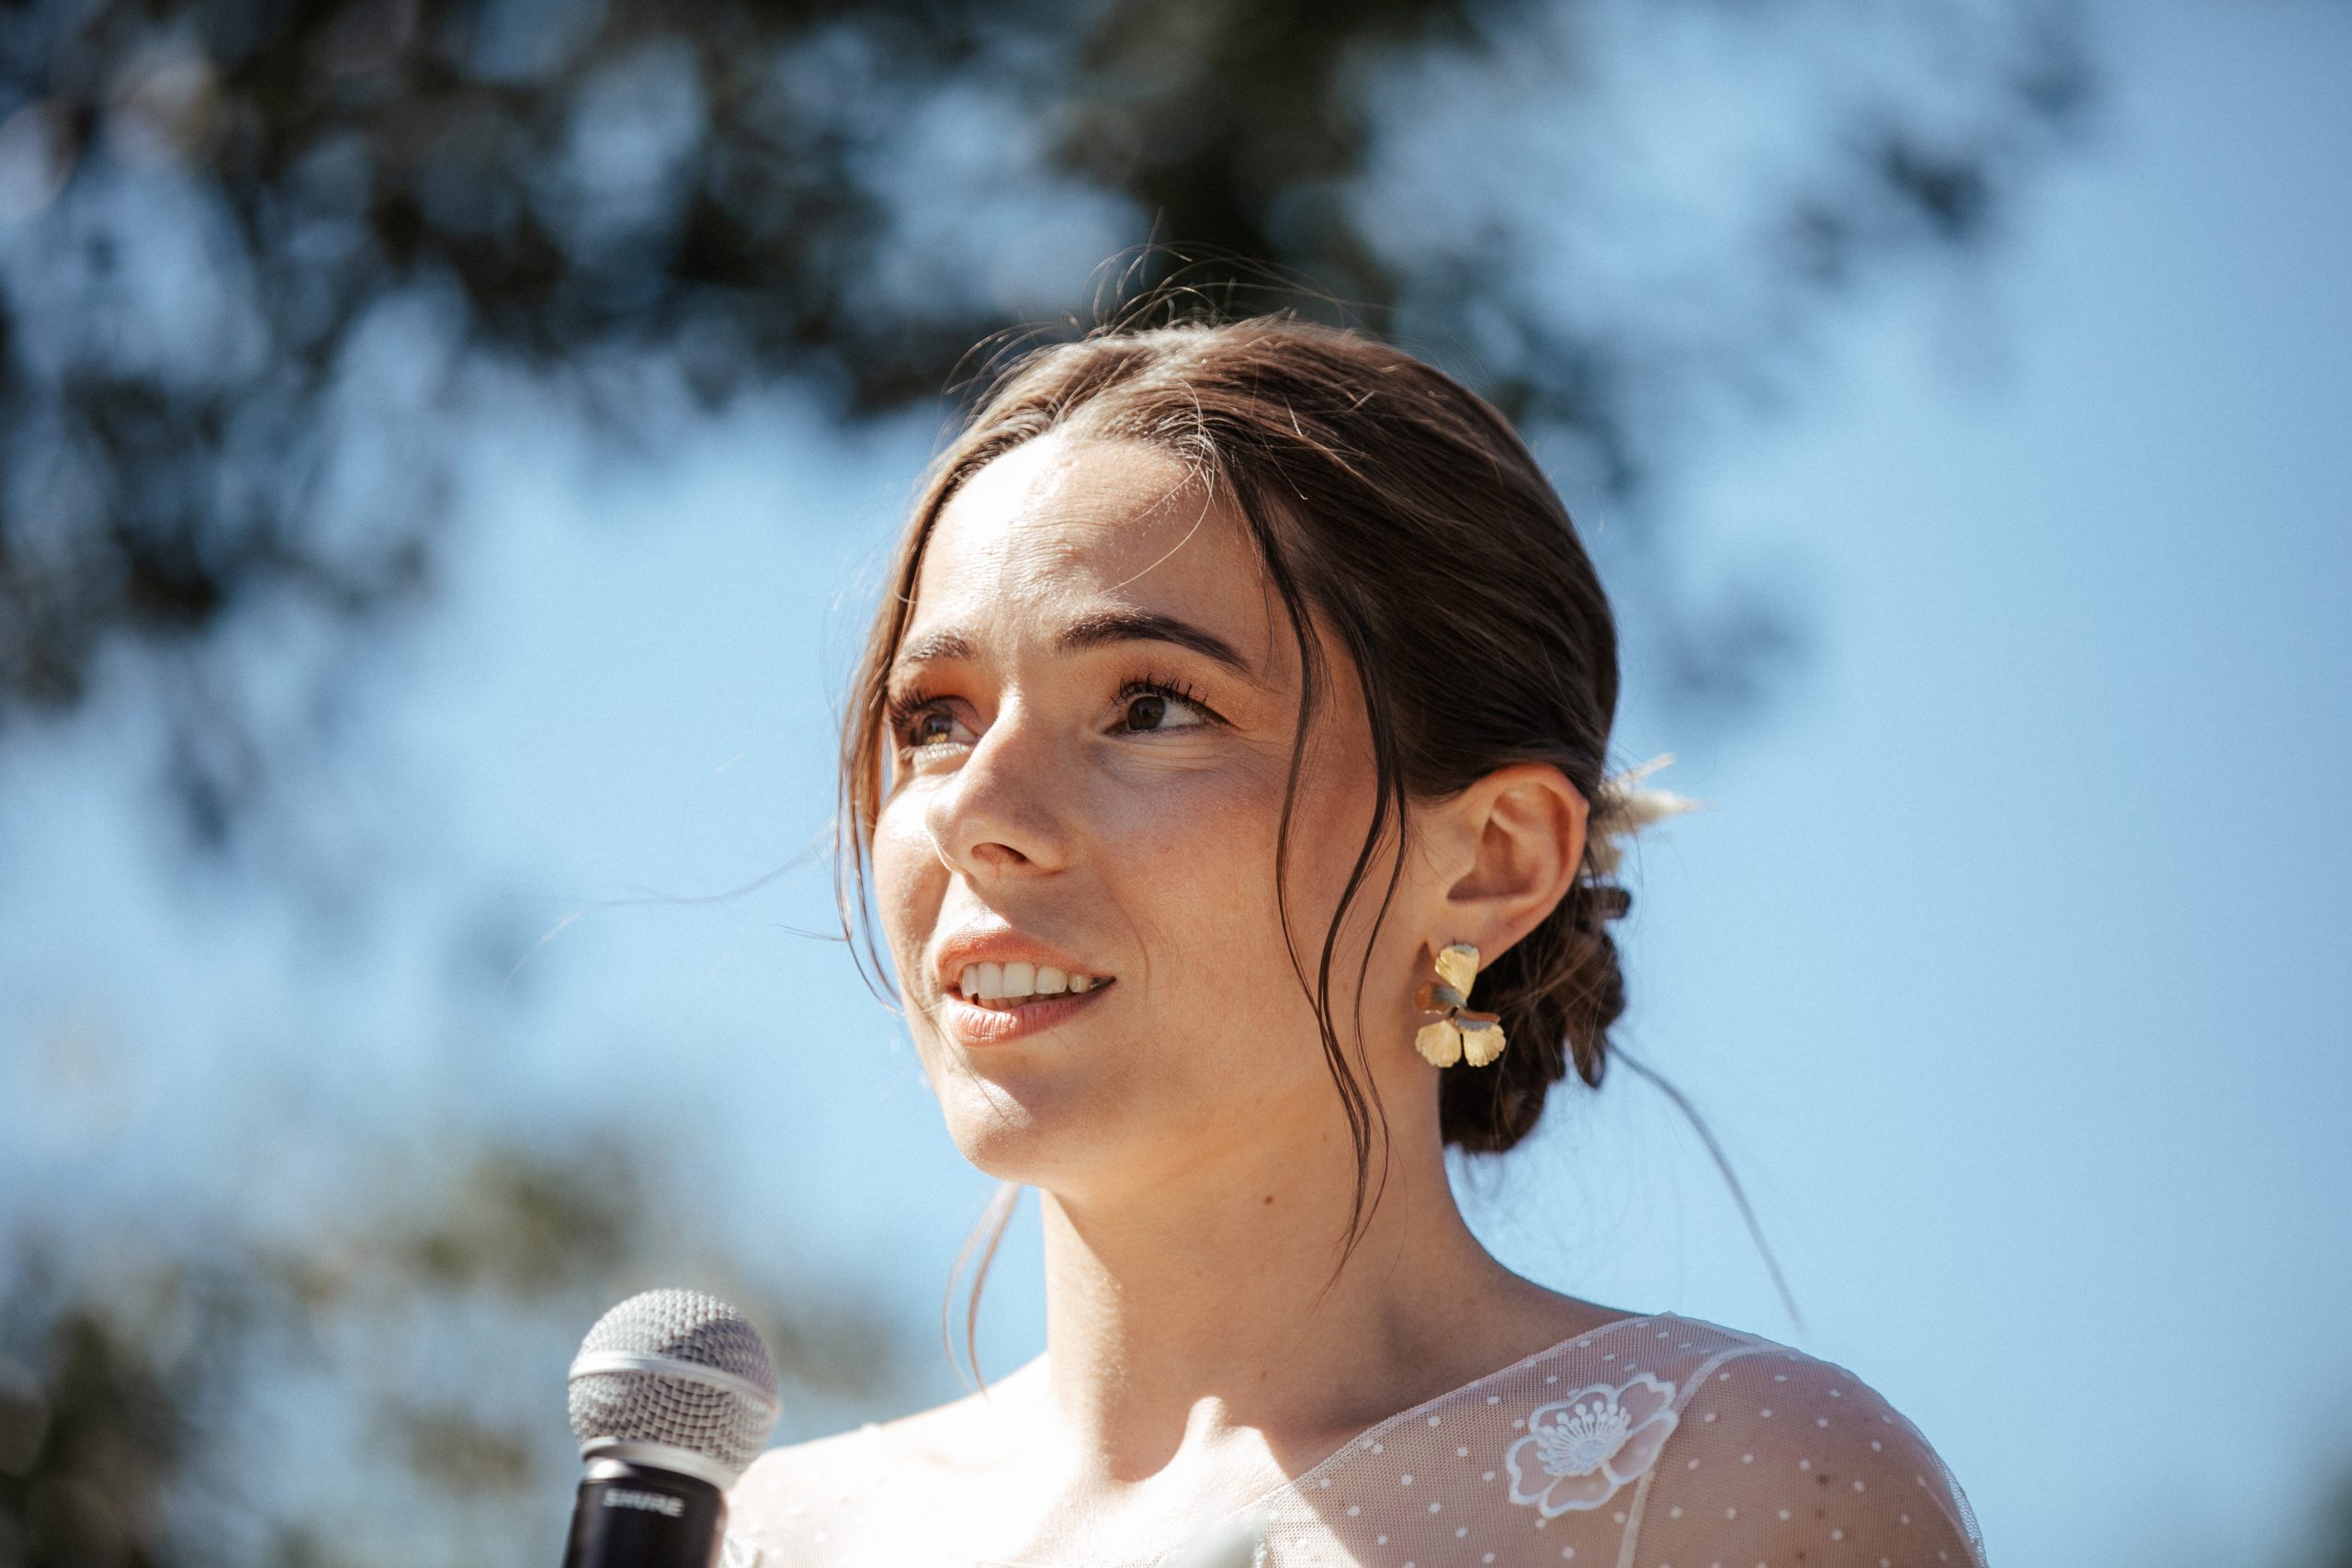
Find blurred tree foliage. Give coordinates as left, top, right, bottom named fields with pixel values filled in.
left=0, top=0, right=2101, bottom=1555
left=0, top=0, right=2095, bottom=848
left=0, top=1132, right=907, bottom=1567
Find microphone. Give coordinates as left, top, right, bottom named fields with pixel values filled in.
left=560, top=1288, right=782, bottom=1568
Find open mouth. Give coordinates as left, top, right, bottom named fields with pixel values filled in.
left=953, top=962, right=1114, bottom=1010
left=941, top=964, right=1116, bottom=1044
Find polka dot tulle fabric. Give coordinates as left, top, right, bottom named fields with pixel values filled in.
left=724, top=1313, right=1986, bottom=1567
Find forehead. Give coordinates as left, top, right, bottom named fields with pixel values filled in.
left=903, top=434, right=1275, bottom=668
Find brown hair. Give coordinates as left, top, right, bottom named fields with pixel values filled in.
left=833, top=313, right=1770, bottom=1375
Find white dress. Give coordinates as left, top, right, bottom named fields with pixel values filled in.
left=724, top=1311, right=1987, bottom=1567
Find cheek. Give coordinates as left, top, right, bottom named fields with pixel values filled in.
left=1114, top=753, right=1382, bottom=1059
left=1105, top=761, right=1288, bottom=971
left=871, top=799, right=944, bottom=987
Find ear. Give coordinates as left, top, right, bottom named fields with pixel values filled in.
left=1429, top=762, right=1589, bottom=962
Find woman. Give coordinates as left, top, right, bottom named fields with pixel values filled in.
left=725, top=315, right=1986, bottom=1566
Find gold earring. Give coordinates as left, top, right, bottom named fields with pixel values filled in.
left=1414, top=942, right=1507, bottom=1068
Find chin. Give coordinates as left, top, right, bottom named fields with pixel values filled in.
left=931, top=1053, right=1105, bottom=1183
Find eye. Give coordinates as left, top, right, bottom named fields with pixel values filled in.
left=907, top=709, right=958, bottom=747
left=886, top=685, right=968, bottom=755
left=1114, top=676, right=1217, bottom=733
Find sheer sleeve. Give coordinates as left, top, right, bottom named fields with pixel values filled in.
left=1633, top=1345, right=1986, bottom=1568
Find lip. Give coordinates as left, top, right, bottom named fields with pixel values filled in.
left=940, top=980, right=1116, bottom=1046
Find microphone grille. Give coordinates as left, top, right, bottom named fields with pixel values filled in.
left=567, top=1288, right=780, bottom=1483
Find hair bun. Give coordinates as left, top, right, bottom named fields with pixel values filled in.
left=1584, top=884, right=1633, bottom=922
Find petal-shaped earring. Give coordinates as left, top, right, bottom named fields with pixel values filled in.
left=1413, top=942, right=1507, bottom=1068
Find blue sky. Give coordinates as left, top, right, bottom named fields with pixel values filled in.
left=1590, top=7, right=2352, bottom=1560
left=1, top=3, right=2346, bottom=1564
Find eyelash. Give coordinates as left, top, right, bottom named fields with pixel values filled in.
left=885, top=671, right=1218, bottom=752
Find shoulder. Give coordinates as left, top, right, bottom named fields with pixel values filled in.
left=725, top=1366, right=1044, bottom=1564
left=736, top=1419, right=887, bottom=1495
left=725, top=1423, right=889, bottom=1565
left=729, top=1392, right=980, bottom=1501
left=1637, top=1317, right=1987, bottom=1567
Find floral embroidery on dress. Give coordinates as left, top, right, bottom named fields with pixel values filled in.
left=1502, top=1371, right=1679, bottom=1517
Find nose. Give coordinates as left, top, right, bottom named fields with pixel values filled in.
left=922, top=694, right=1072, bottom=878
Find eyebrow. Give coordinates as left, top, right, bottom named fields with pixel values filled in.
left=891, top=609, right=1261, bottom=685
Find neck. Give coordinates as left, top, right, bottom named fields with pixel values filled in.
left=1027, top=1123, right=1535, bottom=1484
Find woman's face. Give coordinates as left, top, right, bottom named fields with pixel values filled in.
left=871, top=433, right=1443, bottom=1204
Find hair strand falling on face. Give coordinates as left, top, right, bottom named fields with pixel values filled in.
left=835, top=302, right=1804, bottom=1379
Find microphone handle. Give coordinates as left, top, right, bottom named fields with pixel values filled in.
left=560, top=1456, right=726, bottom=1568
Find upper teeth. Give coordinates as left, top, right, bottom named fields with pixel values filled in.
left=958, top=961, right=1108, bottom=1003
